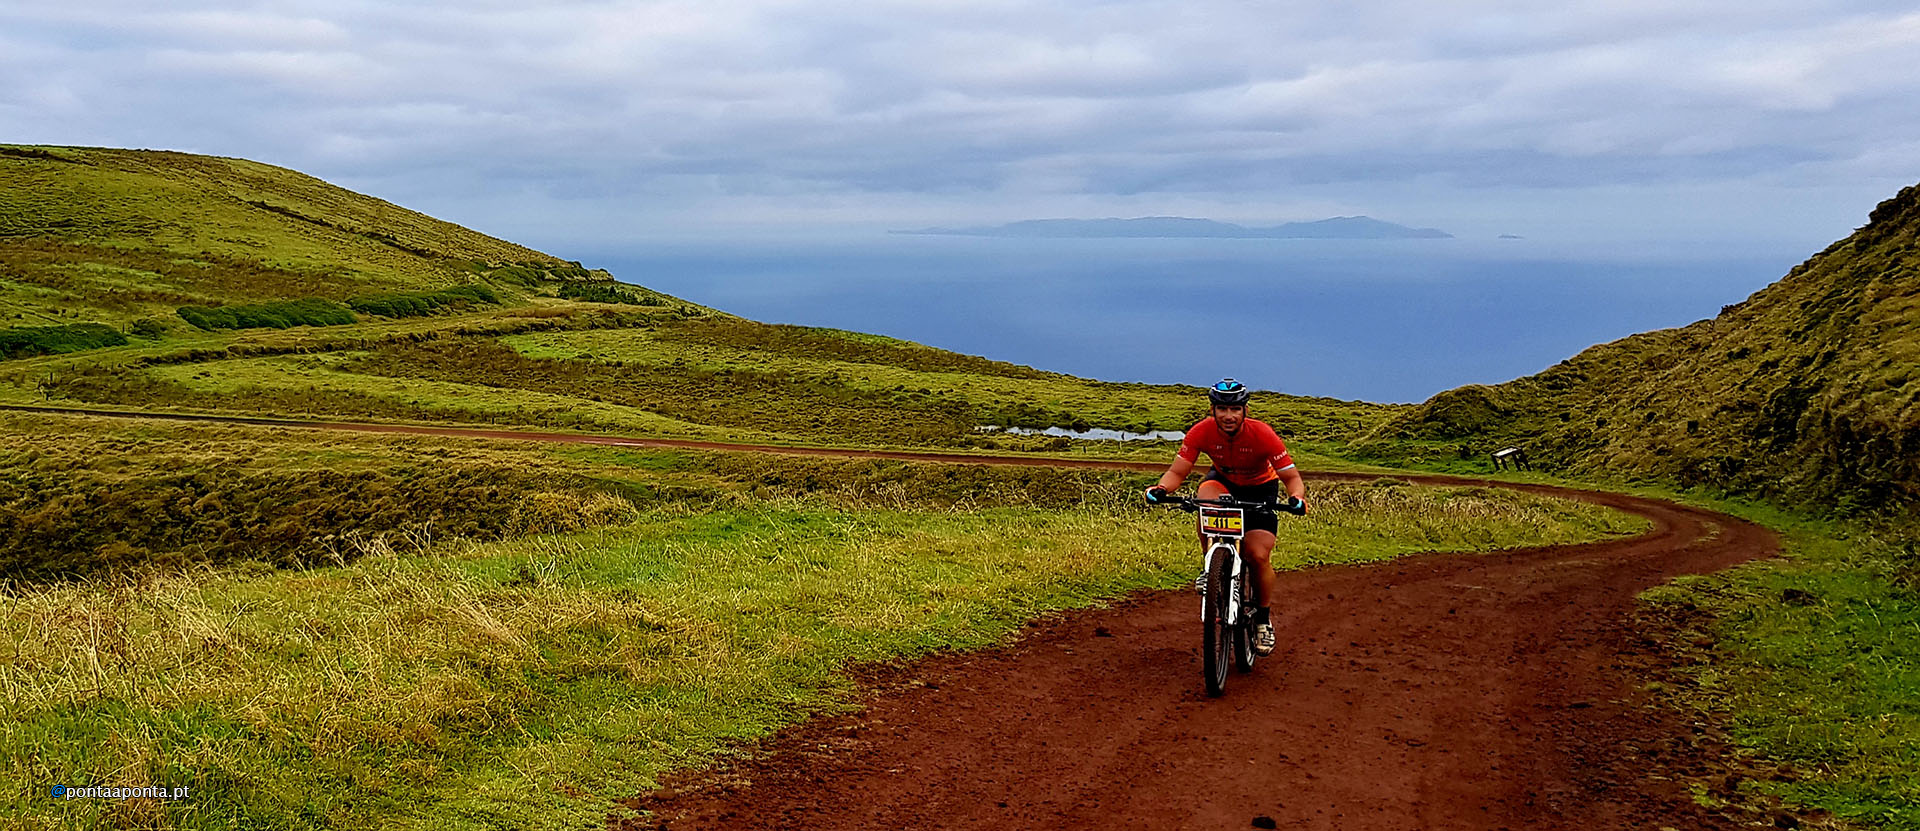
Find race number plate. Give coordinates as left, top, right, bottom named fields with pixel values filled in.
left=1199, top=506, right=1245, bottom=538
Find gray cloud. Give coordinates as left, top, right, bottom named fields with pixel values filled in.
left=3, top=0, right=1918, bottom=245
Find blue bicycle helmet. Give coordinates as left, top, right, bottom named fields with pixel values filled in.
left=1207, top=378, right=1250, bottom=406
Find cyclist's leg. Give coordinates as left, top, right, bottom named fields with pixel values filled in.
left=1221, top=477, right=1281, bottom=610
left=1242, top=525, right=1279, bottom=655
left=1242, top=529, right=1278, bottom=609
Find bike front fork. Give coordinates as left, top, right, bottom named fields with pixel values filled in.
left=1198, top=540, right=1246, bottom=623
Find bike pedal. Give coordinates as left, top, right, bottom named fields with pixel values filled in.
left=1193, top=574, right=1206, bottom=594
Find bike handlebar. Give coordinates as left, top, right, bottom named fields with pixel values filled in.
left=1147, top=492, right=1307, bottom=516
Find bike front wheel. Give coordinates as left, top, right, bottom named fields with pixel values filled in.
left=1201, top=544, right=1235, bottom=696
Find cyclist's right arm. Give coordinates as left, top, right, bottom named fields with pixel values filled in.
left=1147, top=431, right=1204, bottom=502
left=1148, top=455, right=1196, bottom=501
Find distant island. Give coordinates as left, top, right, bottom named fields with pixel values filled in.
left=894, top=215, right=1453, bottom=240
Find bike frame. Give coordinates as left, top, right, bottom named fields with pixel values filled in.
left=1195, top=502, right=1253, bottom=624
left=1201, top=537, right=1246, bottom=624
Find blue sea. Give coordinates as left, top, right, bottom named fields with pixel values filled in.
left=581, top=236, right=1804, bottom=404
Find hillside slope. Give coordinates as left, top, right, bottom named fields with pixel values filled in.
left=1364, top=182, right=1919, bottom=510
left=0, top=144, right=1397, bottom=453
left=0, top=144, right=607, bottom=327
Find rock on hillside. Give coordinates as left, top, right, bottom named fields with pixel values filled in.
left=1364, top=182, right=1920, bottom=511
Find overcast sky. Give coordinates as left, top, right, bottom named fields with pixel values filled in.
left=5, top=1, right=1919, bottom=253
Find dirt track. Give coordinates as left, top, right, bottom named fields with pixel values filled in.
left=619, top=489, right=1776, bottom=831
left=6, top=406, right=1781, bottom=828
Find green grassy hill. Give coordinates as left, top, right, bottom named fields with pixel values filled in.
left=1362, top=181, right=1920, bottom=512
left=0, top=144, right=631, bottom=329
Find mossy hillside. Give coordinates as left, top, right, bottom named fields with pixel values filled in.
left=0, top=145, right=551, bottom=279
left=4, top=456, right=1645, bottom=830
left=0, top=145, right=668, bottom=331
left=1362, top=181, right=1920, bottom=511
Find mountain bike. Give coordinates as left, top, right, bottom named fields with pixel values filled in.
left=1149, top=493, right=1295, bottom=696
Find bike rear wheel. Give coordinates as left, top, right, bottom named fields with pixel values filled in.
left=1233, top=567, right=1258, bottom=671
left=1201, top=544, right=1234, bottom=696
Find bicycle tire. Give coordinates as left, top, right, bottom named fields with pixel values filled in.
left=1201, top=543, right=1234, bottom=696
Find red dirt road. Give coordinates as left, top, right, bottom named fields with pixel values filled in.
left=621, top=489, right=1778, bottom=831
left=4, top=406, right=1783, bottom=828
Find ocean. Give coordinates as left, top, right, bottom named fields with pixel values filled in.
left=580, top=235, right=1804, bottom=404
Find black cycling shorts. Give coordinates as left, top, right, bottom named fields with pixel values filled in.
left=1201, top=470, right=1280, bottom=535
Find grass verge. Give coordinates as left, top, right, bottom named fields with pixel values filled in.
left=1638, top=501, right=1920, bottom=829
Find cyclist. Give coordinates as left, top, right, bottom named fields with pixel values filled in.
left=1145, top=379, right=1308, bottom=656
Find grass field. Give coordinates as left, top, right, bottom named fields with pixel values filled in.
left=10, top=313, right=1396, bottom=464
left=2, top=415, right=1646, bottom=830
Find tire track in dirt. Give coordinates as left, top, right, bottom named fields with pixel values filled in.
left=3, top=405, right=1781, bottom=828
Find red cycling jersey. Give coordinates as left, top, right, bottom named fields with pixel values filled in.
left=1177, top=417, right=1296, bottom=486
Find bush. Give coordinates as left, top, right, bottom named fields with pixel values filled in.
left=558, top=281, right=663, bottom=306
left=486, top=264, right=549, bottom=287
left=348, top=284, right=500, bottom=318
left=128, top=317, right=170, bottom=339
left=0, top=322, right=128, bottom=359
left=176, top=298, right=357, bottom=330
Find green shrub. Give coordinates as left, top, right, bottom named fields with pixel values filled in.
left=0, top=322, right=128, bottom=359
left=176, top=298, right=357, bottom=330
left=348, top=284, right=500, bottom=318
left=127, top=317, right=170, bottom=339
left=558, top=280, right=663, bottom=306
left=487, top=265, right=546, bottom=286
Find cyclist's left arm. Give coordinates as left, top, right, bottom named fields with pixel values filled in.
left=1263, top=424, right=1307, bottom=509
left=1154, top=455, right=1196, bottom=495
left=1276, top=463, right=1306, bottom=505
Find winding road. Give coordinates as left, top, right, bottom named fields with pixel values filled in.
left=7, top=405, right=1781, bottom=829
